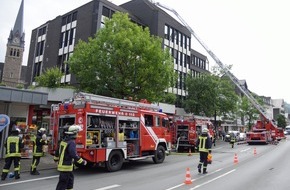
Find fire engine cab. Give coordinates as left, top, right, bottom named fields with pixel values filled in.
left=49, top=92, right=171, bottom=172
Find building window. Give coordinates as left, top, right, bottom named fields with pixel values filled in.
left=72, top=12, right=77, bottom=21
left=10, top=48, right=13, bottom=56
left=64, top=31, right=69, bottom=47
left=179, top=52, right=182, bottom=66
left=164, top=25, right=169, bottom=40
left=36, top=41, right=44, bottom=56
left=69, top=28, right=75, bottom=45
left=102, top=6, right=110, bottom=18
left=38, top=26, right=47, bottom=37
left=17, top=49, right=20, bottom=57
left=59, top=32, right=64, bottom=48
left=33, top=62, right=42, bottom=81
left=67, top=14, right=72, bottom=24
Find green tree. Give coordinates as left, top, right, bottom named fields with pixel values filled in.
left=184, top=73, right=238, bottom=120
left=35, top=67, right=62, bottom=88
left=69, top=12, right=176, bottom=102
left=276, top=114, right=287, bottom=128
left=237, top=96, right=259, bottom=130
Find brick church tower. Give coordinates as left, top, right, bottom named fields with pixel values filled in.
left=2, top=0, right=25, bottom=87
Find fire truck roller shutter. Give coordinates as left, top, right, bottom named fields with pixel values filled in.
left=105, top=149, right=125, bottom=172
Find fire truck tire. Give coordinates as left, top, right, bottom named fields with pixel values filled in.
left=106, top=150, right=124, bottom=172
left=153, top=145, right=166, bottom=164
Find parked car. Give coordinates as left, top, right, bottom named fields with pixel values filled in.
left=225, top=131, right=240, bottom=142
left=284, top=126, right=290, bottom=135
left=239, top=132, right=246, bottom=141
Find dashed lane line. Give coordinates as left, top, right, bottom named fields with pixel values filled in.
left=93, top=184, right=121, bottom=190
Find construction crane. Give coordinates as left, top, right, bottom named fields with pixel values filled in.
left=154, top=2, right=272, bottom=123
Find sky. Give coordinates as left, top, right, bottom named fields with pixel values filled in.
left=0, top=0, right=289, bottom=103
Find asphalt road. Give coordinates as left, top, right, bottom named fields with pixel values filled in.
left=0, top=139, right=289, bottom=190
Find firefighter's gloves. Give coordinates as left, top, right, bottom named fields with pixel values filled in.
left=54, top=156, right=59, bottom=163
left=42, top=134, right=47, bottom=140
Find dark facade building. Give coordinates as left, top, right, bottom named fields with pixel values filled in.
left=121, top=0, right=208, bottom=106
left=26, top=0, right=142, bottom=87
left=25, top=0, right=209, bottom=107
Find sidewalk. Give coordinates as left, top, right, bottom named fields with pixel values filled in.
left=0, top=153, right=56, bottom=173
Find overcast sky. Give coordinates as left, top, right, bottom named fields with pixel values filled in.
left=1, top=0, right=289, bottom=103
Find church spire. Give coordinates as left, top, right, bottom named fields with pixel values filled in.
left=13, top=0, right=24, bottom=36
left=9, top=0, right=25, bottom=47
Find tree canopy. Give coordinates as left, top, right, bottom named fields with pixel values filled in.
left=34, top=67, right=62, bottom=88
left=276, top=114, right=287, bottom=128
left=184, top=72, right=238, bottom=118
left=69, top=12, right=176, bottom=102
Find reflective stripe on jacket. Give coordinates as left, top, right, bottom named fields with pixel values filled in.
left=197, top=135, right=212, bottom=153
left=32, top=133, right=47, bottom=157
left=5, top=135, right=23, bottom=158
left=57, top=139, right=84, bottom=172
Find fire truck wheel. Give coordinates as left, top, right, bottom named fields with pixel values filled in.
left=106, top=150, right=124, bottom=172
left=153, top=145, right=166, bottom=164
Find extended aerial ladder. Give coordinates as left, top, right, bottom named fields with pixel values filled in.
left=154, top=2, right=274, bottom=126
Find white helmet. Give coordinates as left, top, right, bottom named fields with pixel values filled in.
left=65, top=125, right=81, bottom=135
left=202, top=128, right=209, bottom=134
left=38, top=128, right=46, bottom=133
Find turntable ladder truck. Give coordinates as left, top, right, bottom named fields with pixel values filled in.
left=155, top=2, right=282, bottom=144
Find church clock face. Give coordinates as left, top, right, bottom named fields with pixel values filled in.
left=13, top=37, right=20, bottom=44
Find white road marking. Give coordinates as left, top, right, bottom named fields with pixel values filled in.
left=94, top=184, right=121, bottom=190
left=0, top=175, right=59, bottom=187
left=240, top=148, right=251, bottom=152
left=165, top=168, right=223, bottom=190
left=189, top=169, right=236, bottom=190
left=213, top=147, right=223, bottom=150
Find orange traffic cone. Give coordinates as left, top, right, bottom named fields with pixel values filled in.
left=253, top=147, right=257, bottom=156
left=184, top=167, right=192, bottom=185
left=233, top=153, right=238, bottom=164
left=188, top=148, right=192, bottom=156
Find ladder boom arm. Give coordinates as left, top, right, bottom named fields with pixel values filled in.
left=155, top=2, right=269, bottom=120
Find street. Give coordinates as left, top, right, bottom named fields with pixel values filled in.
left=0, top=139, right=289, bottom=190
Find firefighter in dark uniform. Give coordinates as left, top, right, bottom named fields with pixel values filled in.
left=54, top=125, right=87, bottom=190
left=30, top=127, right=48, bottom=175
left=229, top=132, right=235, bottom=148
left=196, top=128, right=212, bottom=174
left=1, top=127, right=24, bottom=180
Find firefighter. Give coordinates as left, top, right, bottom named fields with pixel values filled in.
left=1, top=127, right=24, bottom=180
left=229, top=132, right=235, bottom=148
left=196, top=128, right=212, bottom=174
left=30, top=127, right=48, bottom=175
left=54, top=125, right=87, bottom=190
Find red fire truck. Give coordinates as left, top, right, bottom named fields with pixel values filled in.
left=246, top=115, right=285, bottom=145
left=171, top=116, right=214, bottom=152
left=49, top=92, right=171, bottom=172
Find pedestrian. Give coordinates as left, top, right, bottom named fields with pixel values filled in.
left=196, top=128, right=212, bottom=174
left=1, top=127, right=24, bottom=180
left=54, top=125, right=87, bottom=190
left=30, top=127, right=48, bottom=175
